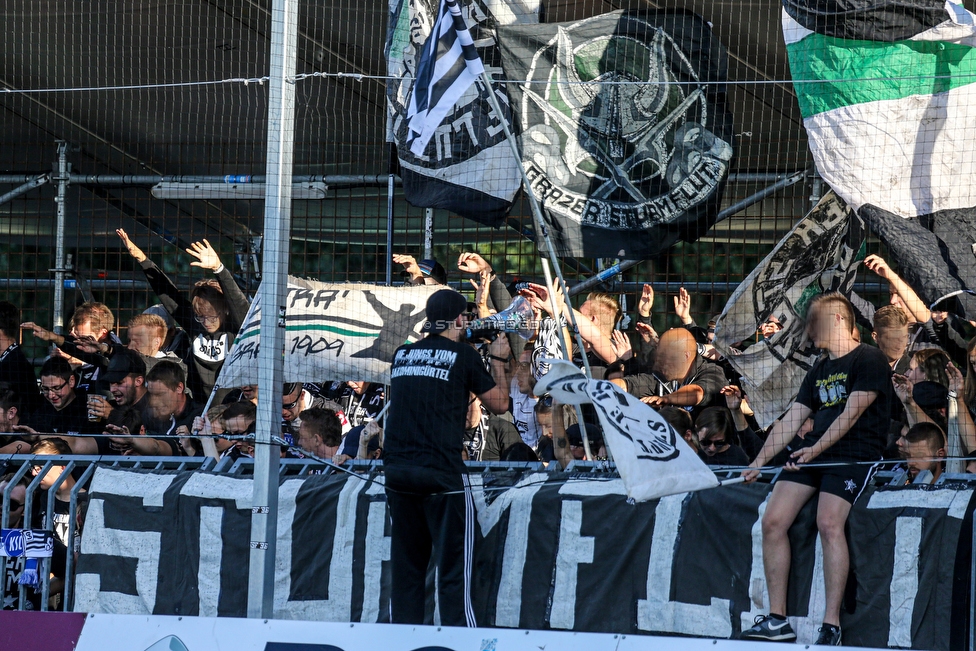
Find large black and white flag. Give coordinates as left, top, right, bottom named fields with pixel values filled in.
left=406, top=0, right=486, bottom=155
left=713, top=192, right=865, bottom=428
left=387, top=0, right=537, bottom=225
left=497, top=9, right=734, bottom=258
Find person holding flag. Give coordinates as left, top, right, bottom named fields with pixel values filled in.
left=740, top=292, right=891, bottom=646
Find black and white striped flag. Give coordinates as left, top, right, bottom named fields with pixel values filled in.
left=406, top=0, right=485, bottom=157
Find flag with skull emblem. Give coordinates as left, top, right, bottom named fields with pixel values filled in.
left=497, top=9, right=735, bottom=258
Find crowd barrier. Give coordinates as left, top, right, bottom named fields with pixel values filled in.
left=2, top=455, right=976, bottom=650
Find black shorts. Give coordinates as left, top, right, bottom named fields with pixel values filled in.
left=777, top=461, right=881, bottom=504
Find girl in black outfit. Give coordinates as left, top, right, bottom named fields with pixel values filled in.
left=117, top=229, right=249, bottom=402
left=696, top=405, right=750, bottom=466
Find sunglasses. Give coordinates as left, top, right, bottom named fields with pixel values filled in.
left=701, top=439, right=728, bottom=449
left=282, top=398, right=300, bottom=410
left=7, top=500, right=23, bottom=510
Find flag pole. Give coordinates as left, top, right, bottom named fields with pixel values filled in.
left=541, top=258, right=593, bottom=460
left=477, top=71, right=593, bottom=380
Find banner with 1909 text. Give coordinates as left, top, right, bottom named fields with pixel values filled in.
left=216, top=278, right=442, bottom=388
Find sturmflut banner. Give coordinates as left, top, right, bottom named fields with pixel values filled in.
left=497, top=9, right=734, bottom=258
left=75, top=467, right=973, bottom=649
left=215, top=278, right=441, bottom=388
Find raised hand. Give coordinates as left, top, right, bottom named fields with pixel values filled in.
left=721, top=384, right=743, bottom=410
left=186, top=239, right=223, bottom=272
left=635, top=321, right=657, bottom=344
left=116, top=228, right=147, bottom=262
left=946, top=362, right=964, bottom=394
left=610, top=330, right=633, bottom=360
left=638, top=283, right=654, bottom=318
left=457, top=252, right=492, bottom=274
left=892, top=373, right=914, bottom=404
left=673, top=287, right=692, bottom=325
left=20, top=322, right=59, bottom=343
left=863, top=254, right=892, bottom=280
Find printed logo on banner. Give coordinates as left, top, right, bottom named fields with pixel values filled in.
left=518, top=23, right=732, bottom=232
left=0, top=528, right=53, bottom=558
left=552, top=377, right=679, bottom=460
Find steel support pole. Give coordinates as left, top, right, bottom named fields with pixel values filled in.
left=386, top=144, right=395, bottom=285
left=248, top=0, right=298, bottom=619
left=52, top=143, right=70, bottom=335
left=0, top=174, right=48, bottom=207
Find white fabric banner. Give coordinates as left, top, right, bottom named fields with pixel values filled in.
left=535, top=360, right=718, bottom=502
left=216, top=278, right=442, bottom=388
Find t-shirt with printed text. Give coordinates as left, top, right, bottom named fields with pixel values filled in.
left=795, top=344, right=892, bottom=462
left=385, top=336, right=495, bottom=475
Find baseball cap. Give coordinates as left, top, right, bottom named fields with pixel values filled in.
left=421, top=289, right=468, bottom=334
left=340, top=425, right=381, bottom=458
left=102, top=347, right=148, bottom=384
left=407, top=259, right=447, bottom=285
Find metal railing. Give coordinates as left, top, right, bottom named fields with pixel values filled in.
left=0, top=454, right=965, bottom=615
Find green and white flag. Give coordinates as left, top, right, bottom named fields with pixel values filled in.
left=784, top=2, right=976, bottom=218
left=784, top=2, right=976, bottom=317
left=216, top=278, right=442, bottom=388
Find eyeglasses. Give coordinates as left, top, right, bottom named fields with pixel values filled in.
left=701, top=439, right=728, bottom=449
left=193, top=313, right=220, bottom=325
left=40, top=381, right=68, bottom=394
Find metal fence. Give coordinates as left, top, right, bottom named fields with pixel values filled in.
left=0, top=453, right=963, bottom=615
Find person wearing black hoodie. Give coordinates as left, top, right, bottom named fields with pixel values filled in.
left=117, top=229, right=249, bottom=403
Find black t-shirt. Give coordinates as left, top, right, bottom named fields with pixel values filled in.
left=385, top=336, right=495, bottom=475
left=465, top=414, right=523, bottom=462
left=701, top=444, right=750, bottom=466
left=795, top=344, right=892, bottom=462
left=27, top=390, right=100, bottom=435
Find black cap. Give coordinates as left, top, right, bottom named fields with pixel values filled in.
left=102, top=348, right=148, bottom=384
left=566, top=422, right=602, bottom=447
left=422, top=290, right=467, bottom=334
left=401, top=259, right=447, bottom=285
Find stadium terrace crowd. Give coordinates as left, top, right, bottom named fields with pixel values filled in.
left=0, top=235, right=971, bottom=611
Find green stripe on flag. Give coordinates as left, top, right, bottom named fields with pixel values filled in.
left=787, top=34, right=976, bottom=117
left=233, top=324, right=379, bottom=342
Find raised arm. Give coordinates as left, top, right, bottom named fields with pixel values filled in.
left=187, top=239, right=250, bottom=329
left=119, top=229, right=194, bottom=329
left=864, top=254, right=931, bottom=324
